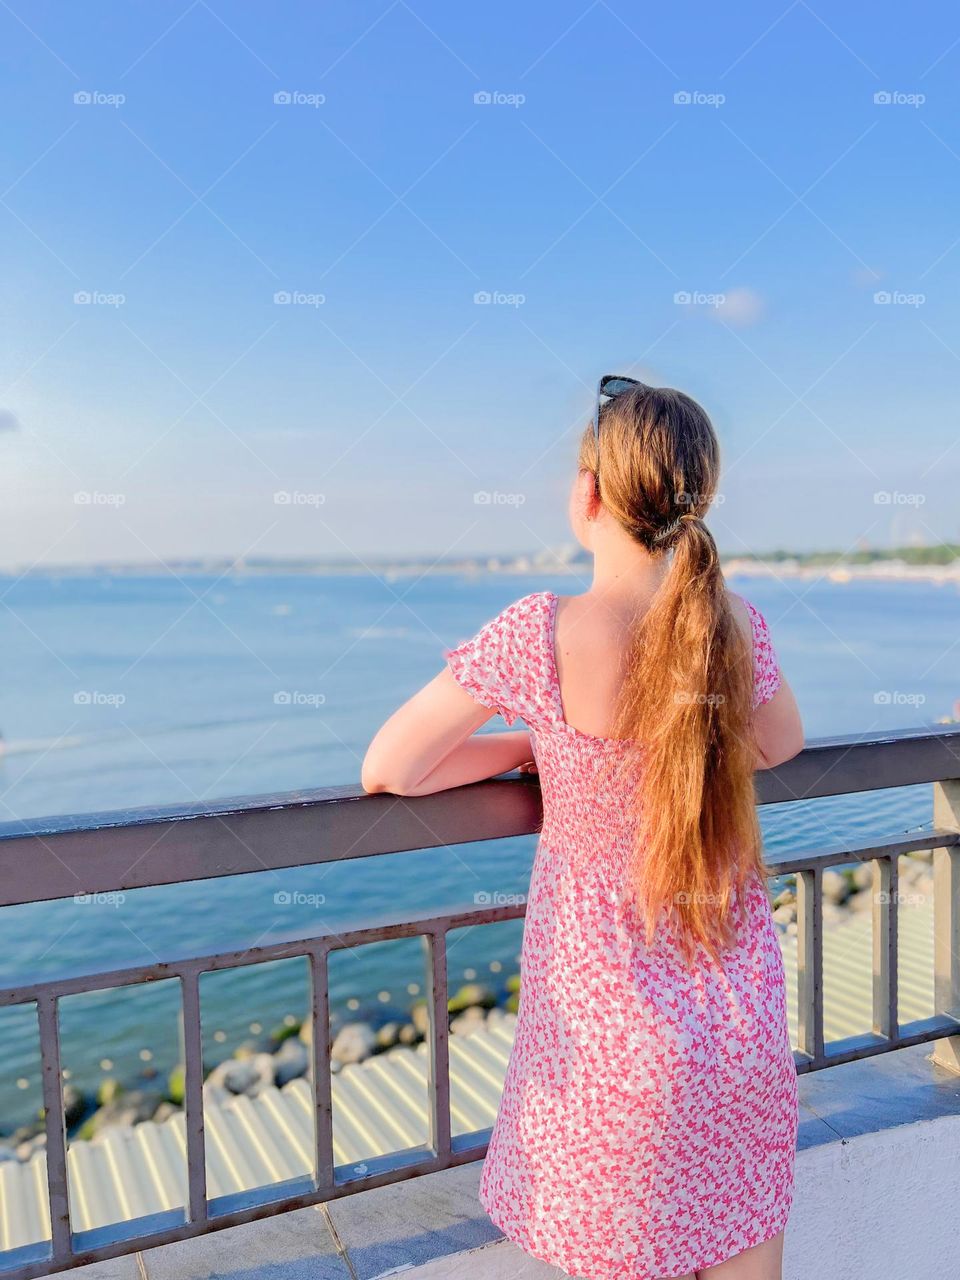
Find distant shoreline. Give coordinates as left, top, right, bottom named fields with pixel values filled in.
left=2, top=554, right=959, bottom=585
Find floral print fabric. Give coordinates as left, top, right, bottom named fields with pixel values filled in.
left=446, top=591, right=797, bottom=1279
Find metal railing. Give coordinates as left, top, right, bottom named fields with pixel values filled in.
left=0, top=726, right=959, bottom=1277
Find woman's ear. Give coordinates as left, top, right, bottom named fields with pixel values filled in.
left=577, top=466, right=602, bottom=520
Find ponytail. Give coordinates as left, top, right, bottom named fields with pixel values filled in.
left=580, top=386, right=762, bottom=958
left=612, top=517, right=761, bottom=957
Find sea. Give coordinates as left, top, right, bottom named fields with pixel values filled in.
left=0, top=570, right=957, bottom=1130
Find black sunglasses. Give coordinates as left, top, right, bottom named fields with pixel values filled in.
left=592, top=374, right=648, bottom=444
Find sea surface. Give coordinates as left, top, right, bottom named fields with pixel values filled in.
left=0, top=570, right=957, bottom=1130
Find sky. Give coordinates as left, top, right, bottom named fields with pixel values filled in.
left=2, top=0, right=960, bottom=569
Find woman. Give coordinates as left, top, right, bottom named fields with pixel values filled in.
left=363, top=378, right=804, bottom=1280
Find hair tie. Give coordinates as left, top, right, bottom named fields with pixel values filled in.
left=651, top=515, right=685, bottom=546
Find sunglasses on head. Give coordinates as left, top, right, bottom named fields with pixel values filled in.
left=592, top=374, right=649, bottom=444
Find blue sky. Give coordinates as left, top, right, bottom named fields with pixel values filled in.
left=2, top=0, right=960, bottom=567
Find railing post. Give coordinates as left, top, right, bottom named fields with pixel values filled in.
left=932, top=779, right=960, bottom=1073
left=871, top=856, right=898, bottom=1039
left=795, top=867, right=824, bottom=1064
left=422, top=929, right=452, bottom=1161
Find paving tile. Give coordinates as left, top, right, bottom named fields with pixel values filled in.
left=798, top=1042, right=960, bottom=1140
left=36, top=1256, right=141, bottom=1280
left=385, top=1238, right=572, bottom=1279
left=327, top=1164, right=502, bottom=1279
left=140, top=1206, right=350, bottom=1280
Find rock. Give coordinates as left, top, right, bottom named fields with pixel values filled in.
left=274, top=1037, right=309, bottom=1086
left=772, top=888, right=796, bottom=910
left=16, top=1134, right=45, bottom=1161
left=447, top=983, right=496, bottom=1014
left=78, top=1091, right=164, bottom=1139
left=270, top=1020, right=302, bottom=1046
left=852, top=864, right=874, bottom=891
left=152, top=1102, right=179, bottom=1124
left=375, top=1022, right=402, bottom=1051
left=63, top=1084, right=85, bottom=1128
left=411, top=1001, right=430, bottom=1036
left=822, top=869, right=851, bottom=906
left=208, top=1053, right=275, bottom=1096
left=167, top=1065, right=185, bottom=1106
left=772, top=904, right=795, bottom=927
left=397, top=1022, right=421, bottom=1045
left=97, top=1078, right=123, bottom=1106
left=848, top=888, right=874, bottom=913
left=330, top=1022, right=376, bottom=1066
left=450, top=1006, right=487, bottom=1037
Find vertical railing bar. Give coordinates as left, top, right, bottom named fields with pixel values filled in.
left=796, top=867, right=824, bottom=1063
left=871, top=856, right=899, bottom=1039
left=932, top=778, right=960, bottom=1073
left=423, top=928, right=452, bottom=1161
left=180, top=971, right=208, bottom=1223
left=309, top=947, right=335, bottom=1195
left=37, top=993, right=72, bottom=1262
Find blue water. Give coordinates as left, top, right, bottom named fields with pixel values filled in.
left=0, top=571, right=957, bottom=1129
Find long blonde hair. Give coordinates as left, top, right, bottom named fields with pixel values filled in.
left=580, top=385, right=762, bottom=957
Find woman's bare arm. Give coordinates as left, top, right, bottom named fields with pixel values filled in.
left=361, top=668, right=534, bottom=796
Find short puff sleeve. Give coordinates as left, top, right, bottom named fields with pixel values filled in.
left=741, top=598, right=782, bottom=709
left=444, top=593, right=548, bottom=728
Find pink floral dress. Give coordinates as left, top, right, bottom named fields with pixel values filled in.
left=446, top=591, right=797, bottom=1280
